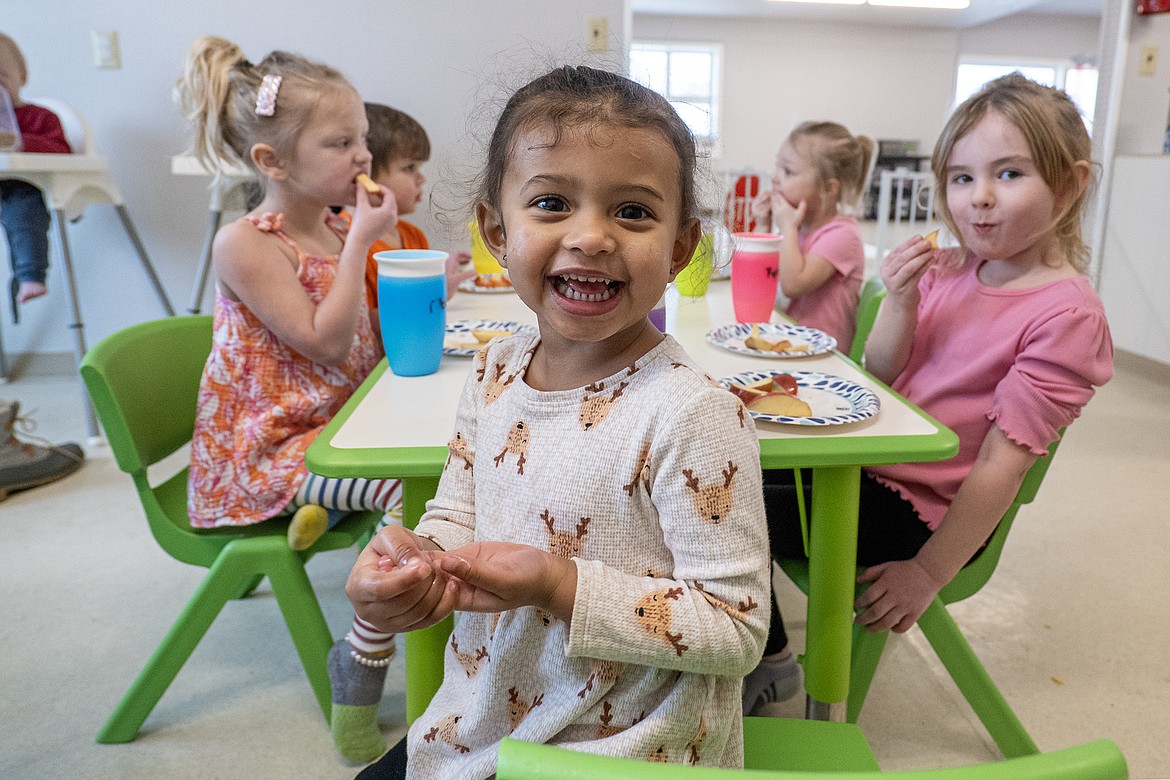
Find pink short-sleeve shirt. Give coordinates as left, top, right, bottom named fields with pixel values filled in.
left=782, top=216, right=865, bottom=348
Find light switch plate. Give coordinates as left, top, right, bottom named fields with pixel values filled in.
left=587, top=17, right=608, bottom=52
left=1139, top=45, right=1158, bottom=77
left=91, top=30, right=121, bottom=69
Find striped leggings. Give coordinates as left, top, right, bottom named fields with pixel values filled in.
left=286, top=472, right=403, bottom=530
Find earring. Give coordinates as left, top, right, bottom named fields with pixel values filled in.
left=500, top=254, right=508, bottom=267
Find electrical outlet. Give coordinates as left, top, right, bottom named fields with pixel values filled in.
left=1139, top=45, right=1158, bottom=77
left=587, top=17, right=608, bottom=52
left=91, top=30, right=121, bottom=69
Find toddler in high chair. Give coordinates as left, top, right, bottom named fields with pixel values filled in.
left=743, top=74, right=1113, bottom=716
left=0, top=33, right=71, bottom=316
left=750, top=121, right=874, bottom=348
left=345, top=65, right=771, bottom=778
left=175, top=34, right=409, bottom=761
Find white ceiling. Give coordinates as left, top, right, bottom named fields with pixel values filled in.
left=630, top=0, right=1102, bottom=29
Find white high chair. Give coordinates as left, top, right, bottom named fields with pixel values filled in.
left=0, top=98, right=174, bottom=435
left=872, top=169, right=936, bottom=263
left=169, top=154, right=254, bottom=314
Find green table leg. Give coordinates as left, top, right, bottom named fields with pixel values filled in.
left=804, top=466, right=861, bottom=720
left=400, top=476, right=452, bottom=724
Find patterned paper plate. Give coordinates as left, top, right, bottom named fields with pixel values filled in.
left=444, top=319, right=536, bottom=357
left=719, top=369, right=880, bottom=426
left=458, top=273, right=515, bottom=294
left=706, top=322, right=837, bottom=358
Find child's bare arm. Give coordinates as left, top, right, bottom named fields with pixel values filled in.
left=864, top=234, right=934, bottom=382
left=854, top=426, right=1037, bottom=633
left=214, top=185, right=396, bottom=366
left=345, top=525, right=457, bottom=634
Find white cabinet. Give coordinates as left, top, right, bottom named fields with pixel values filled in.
left=1099, top=155, right=1170, bottom=366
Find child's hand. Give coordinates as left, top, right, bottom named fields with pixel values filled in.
left=853, top=558, right=942, bottom=633
left=434, top=542, right=577, bottom=622
left=749, top=189, right=773, bottom=230
left=445, top=251, right=475, bottom=298
left=345, top=525, right=457, bottom=634
left=347, top=179, right=399, bottom=252
left=772, top=194, right=805, bottom=236
left=879, top=234, right=935, bottom=308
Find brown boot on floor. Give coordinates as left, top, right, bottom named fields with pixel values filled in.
left=0, top=399, right=85, bottom=502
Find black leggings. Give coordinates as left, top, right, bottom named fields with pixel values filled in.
left=356, top=736, right=407, bottom=779
left=762, top=469, right=931, bottom=654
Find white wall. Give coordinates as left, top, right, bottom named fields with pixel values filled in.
left=1115, top=12, right=1170, bottom=153
left=1, top=0, right=625, bottom=358
left=633, top=13, right=1099, bottom=173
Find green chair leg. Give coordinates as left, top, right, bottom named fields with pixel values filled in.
left=96, top=535, right=345, bottom=744
left=918, top=600, right=1038, bottom=758
left=96, top=544, right=258, bottom=743
left=232, top=573, right=266, bottom=600
left=261, top=539, right=337, bottom=723
left=846, top=625, right=889, bottom=723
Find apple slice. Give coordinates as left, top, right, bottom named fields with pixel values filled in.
left=728, top=383, right=768, bottom=405
left=768, top=373, right=798, bottom=394
left=924, top=229, right=940, bottom=249
left=747, top=391, right=812, bottom=417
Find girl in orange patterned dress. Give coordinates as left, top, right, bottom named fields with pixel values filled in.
left=176, top=36, right=404, bottom=764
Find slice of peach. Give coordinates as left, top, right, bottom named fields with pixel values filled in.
left=924, top=229, right=940, bottom=249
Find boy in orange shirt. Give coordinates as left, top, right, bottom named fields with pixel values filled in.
left=358, top=103, right=471, bottom=338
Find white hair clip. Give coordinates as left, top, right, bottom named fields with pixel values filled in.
left=255, top=74, right=282, bottom=116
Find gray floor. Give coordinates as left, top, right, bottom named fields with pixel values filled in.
left=1, top=350, right=1166, bottom=779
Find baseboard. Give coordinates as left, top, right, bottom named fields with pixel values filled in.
left=1115, top=348, right=1170, bottom=384
left=0, top=351, right=76, bottom=379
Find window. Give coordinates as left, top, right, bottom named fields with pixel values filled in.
left=630, top=42, right=721, bottom=142
left=955, top=59, right=1098, bottom=134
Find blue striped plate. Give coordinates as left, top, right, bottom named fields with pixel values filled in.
left=720, top=369, right=880, bottom=426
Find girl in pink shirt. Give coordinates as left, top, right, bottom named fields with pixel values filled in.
left=743, top=75, right=1113, bottom=715
left=750, top=121, right=874, bottom=347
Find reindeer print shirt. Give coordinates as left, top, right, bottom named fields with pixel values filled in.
left=407, top=334, right=770, bottom=778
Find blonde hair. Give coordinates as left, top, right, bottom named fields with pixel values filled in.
left=931, top=74, right=1094, bottom=272
left=0, top=32, right=28, bottom=83
left=787, top=121, right=876, bottom=212
left=174, top=36, right=355, bottom=181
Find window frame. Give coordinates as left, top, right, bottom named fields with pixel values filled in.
left=955, top=55, right=1098, bottom=133
left=629, top=40, right=723, bottom=145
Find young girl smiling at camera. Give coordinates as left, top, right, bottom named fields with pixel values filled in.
left=744, top=75, right=1113, bottom=715
left=346, top=66, right=771, bottom=778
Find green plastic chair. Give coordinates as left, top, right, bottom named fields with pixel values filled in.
left=778, top=433, right=1066, bottom=759
left=79, top=315, right=379, bottom=743
left=496, top=726, right=1126, bottom=779
left=848, top=276, right=887, bottom=363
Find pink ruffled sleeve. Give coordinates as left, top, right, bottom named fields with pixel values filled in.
left=990, top=303, right=1113, bottom=454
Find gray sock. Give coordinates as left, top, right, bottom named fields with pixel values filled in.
left=328, top=638, right=389, bottom=706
